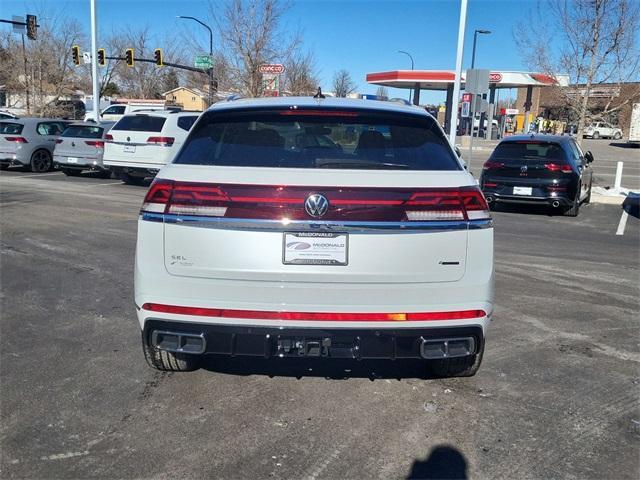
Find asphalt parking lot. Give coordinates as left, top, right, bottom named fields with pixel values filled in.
left=1, top=169, right=639, bottom=479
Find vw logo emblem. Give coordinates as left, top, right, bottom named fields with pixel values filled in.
left=520, top=165, right=528, bottom=173
left=304, top=194, right=329, bottom=218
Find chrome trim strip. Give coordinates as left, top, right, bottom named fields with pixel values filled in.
left=140, top=212, right=493, bottom=232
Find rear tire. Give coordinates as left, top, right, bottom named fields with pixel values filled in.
left=141, top=332, right=199, bottom=372
left=614, top=132, right=622, bottom=140
left=30, top=149, right=53, bottom=173
left=563, top=190, right=581, bottom=217
left=98, top=170, right=112, bottom=179
left=428, top=340, right=485, bottom=378
left=120, top=171, right=146, bottom=186
left=592, top=131, right=600, bottom=139
left=61, top=169, right=82, bottom=177
left=0, top=164, right=8, bottom=171
left=584, top=180, right=592, bottom=205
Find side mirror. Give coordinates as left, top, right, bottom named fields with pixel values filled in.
left=585, top=151, right=594, bottom=163
left=454, top=145, right=462, bottom=157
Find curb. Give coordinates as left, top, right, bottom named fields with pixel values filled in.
left=591, top=194, right=624, bottom=205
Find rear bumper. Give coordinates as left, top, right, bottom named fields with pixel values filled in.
left=484, top=191, right=573, bottom=207
left=143, top=319, right=484, bottom=360
left=53, top=156, right=106, bottom=171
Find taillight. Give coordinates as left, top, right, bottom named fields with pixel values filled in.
left=85, top=140, right=105, bottom=148
left=104, top=134, right=113, bottom=141
left=483, top=160, right=504, bottom=170
left=141, top=182, right=491, bottom=222
left=544, top=163, right=572, bottom=173
left=55, top=139, right=63, bottom=144
left=147, top=136, right=174, bottom=146
left=483, top=182, right=498, bottom=187
left=5, top=137, right=28, bottom=143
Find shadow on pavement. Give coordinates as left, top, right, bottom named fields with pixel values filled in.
left=200, top=355, right=440, bottom=380
left=407, top=445, right=468, bottom=480
left=608, top=142, right=640, bottom=149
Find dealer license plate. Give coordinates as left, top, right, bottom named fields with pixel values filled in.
left=513, top=186, right=532, bottom=196
left=283, top=232, right=348, bottom=266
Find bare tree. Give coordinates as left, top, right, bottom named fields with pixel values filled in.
left=517, top=0, right=640, bottom=143
left=210, top=0, right=301, bottom=97
left=283, top=50, right=318, bottom=95
left=375, top=86, right=389, bottom=99
left=332, top=70, right=356, bottom=98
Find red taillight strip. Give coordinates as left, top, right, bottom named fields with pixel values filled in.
left=279, top=110, right=359, bottom=117
left=142, top=303, right=486, bottom=322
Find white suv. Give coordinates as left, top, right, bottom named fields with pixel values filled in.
left=583, top=122, right=623, bottom=140
left=103, top=111, right=199, bottom=184
left=135, top=97, right=494, bottom=377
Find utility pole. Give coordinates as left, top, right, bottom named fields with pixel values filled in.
left=449, top=0, right=468, bottom=145
left=21, top=33, right=30, bottom=114
left=90, top=0, right=100, bottom=122
left=177, top=16, right=214, bottom=106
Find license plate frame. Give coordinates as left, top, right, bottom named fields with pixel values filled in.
left=283, top=232, right=349, bottom=266
left=513, top=186, right=533, bottom=196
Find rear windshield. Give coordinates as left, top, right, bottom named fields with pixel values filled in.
left=112, top=115, right=166, bottom=132
left=61, top=125, right=103, bottom=138
left=174, top=108, right=460, bottom=170
left=490, top=141, right=567, bottom=161
left=0, top=122, right=24, bottom=134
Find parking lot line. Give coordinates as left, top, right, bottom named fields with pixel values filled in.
left=88, top=182, right=125, bottom=187
left=8, top=172, right=62, bottom=179
left=616, top=210, right=629, bottom=235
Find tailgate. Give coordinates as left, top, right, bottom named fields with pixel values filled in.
left=147, top=167, right=488, bottom=285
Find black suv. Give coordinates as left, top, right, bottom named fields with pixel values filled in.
left=480, top=135, right=593, bottom=216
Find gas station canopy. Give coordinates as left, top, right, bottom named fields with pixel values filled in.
left=366, top=70, right=570, bottom=90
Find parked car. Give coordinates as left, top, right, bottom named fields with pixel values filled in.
left=480, top=135, right=593, bottom=216
left=85, top=102, right=178, bottom=123
left=0, top=118, right=71, bottom=172
left=53, top=122, right=115, bottom=177
left=135, top=97, right=494, bottom=377
left=103, top=110, right=199, bottom=185
left=583, top=121, right=622, bottom=139
left=0, top=111, right=19, bottom=120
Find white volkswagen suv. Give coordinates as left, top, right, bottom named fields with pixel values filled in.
left=135, top=97, right=494, bottom=377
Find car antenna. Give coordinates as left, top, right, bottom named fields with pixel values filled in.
left=313, top=87, right=325, bottom=99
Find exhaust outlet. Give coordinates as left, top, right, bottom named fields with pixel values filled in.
left=151, top=330, right=206, bottom=354
left=485, top=196, right=494, bottom=203
left=552, top=201, right=560, bottom=208
left=420, top=337, right=476, bottom=359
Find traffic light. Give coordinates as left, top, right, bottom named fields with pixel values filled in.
left=154, top=48, right=163, bottom=67
left=71, top=45, right=81, bottom=66
left=125, top=48, right=134, bottom=67
left=97, top=49, right=106, bottom=67
left=26, top=14, right=37, bottom=40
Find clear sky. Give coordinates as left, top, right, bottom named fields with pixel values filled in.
left=3, top=0, right=537, bottom=102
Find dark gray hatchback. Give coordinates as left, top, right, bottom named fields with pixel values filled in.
left=480, top=135, right=594, bottom=216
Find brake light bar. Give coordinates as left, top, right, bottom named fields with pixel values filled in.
left=85, top=140, right=105, bottom=148
left=141, top=180, right=491, bottom=222
left=544, top=163, right=572, bottom=173
left=279, top=110, right=359, bottom=117
left=142, top=303, right=486, bottom=322
left=5, top=137, right=27, bottom=143
left=147, top=136, right=175, bottom=146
